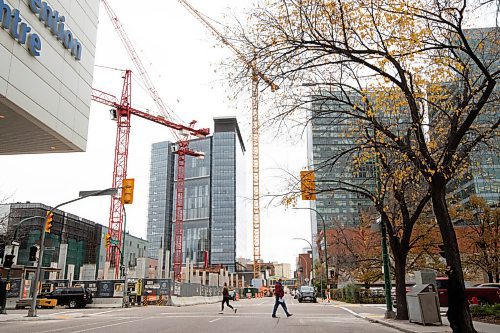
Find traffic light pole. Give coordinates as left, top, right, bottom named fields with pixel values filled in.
left=1, top=216, right=45, bottom=314
left=28, top=188, right=117, bottom=317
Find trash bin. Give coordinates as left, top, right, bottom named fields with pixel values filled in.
left=406, top=284, right=442, bottom=325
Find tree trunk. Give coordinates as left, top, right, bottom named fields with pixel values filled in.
left=431, top=175, right=477, bottom=333
left=487, top=272, right=493, bottom=283
left=394, top=253, right=409, bottom=320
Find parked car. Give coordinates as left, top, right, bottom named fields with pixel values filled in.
left=44, top=287, right=93, bottom=308
left=436, top=278, right=500, bottom=306
left=297, top=285, right=317, bottom=303
left=474, top=283, right=500, bottom=289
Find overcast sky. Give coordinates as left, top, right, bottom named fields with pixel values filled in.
left=0, top=0, right=311, bottom=271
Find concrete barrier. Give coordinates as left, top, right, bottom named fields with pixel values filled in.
left=86, top=298, right=123, bottom=308
left=170, top=296, right=220, bottom=307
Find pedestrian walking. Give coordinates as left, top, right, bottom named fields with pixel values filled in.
left=220, top=282, right=237, bottom=314
left=0, top=274, right=7, bottom=314
left=272, top=278, right=292, bottom=318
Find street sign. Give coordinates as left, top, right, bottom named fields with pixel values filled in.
left=44, top=247, right=56, bottom=251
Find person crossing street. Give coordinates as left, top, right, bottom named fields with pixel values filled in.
left=272, top=278, right=292, bottom=318
left=220, top=282, right=237, bottom=314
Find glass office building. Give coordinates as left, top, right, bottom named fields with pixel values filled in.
left=309, top=96, right=377, bottom=229
left=446, top=28, right=499, bottom=208
left=147, top=118, right=246, bottom=272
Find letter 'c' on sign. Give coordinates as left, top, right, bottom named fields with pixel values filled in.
left=28, top=33, right=41, bottom=56
left=29, top=0, right=41, bottom=14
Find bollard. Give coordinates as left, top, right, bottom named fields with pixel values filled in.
left=143, top=297, right=148, bottom=306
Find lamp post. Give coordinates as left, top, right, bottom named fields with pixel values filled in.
left=121, top=206, right=129, bottom=308
left=293, top=207, right=329, bottom=297
left=293, top=238, right=314, bottom=285
left=28, top=188, right=117, bottom=317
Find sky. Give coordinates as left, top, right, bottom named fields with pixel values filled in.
left=0, top=0, right=311, bottom=272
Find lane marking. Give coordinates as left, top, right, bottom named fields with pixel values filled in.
left=37, top=318, right=127, bottom=333
left=209, top=318, right=222, bottom=323
left=71, top=318, right=150, bottom=333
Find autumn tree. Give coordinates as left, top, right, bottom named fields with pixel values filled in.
left=326, top=216, right=383, bottom=288
left=452, top=196, right=500, bottom=282
left=229, top=1, right=498, bottom=331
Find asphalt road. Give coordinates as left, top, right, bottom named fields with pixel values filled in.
left=1, top=296, right=400, bottom=333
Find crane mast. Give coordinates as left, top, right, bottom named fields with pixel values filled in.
left=177, top=0, right=278, bottom=279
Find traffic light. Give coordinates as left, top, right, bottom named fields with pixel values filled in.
left=44, top=211, right=53, bottom=233
left=29, top=246, right=39, bottom=262
left=300, top=170, right=316, bottom=200
left=121, top=178, right=135, bottom=204
left=105, top=233, right=111, bottom=248
left=3, top=254, right=14, bottom=268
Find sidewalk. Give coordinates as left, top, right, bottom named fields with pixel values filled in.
left=329, top=301, right=499, bottom=333
left=0, top=311, right=85, bottom=322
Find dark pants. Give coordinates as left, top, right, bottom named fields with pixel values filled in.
left=221, top=297, right=233, bottom=311
left=272, top=296, right=289, bottom=316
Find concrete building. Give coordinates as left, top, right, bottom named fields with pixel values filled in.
left=147, top=117, right=246, bottom=272
left=97, top=227, right=148, bottom=279
left=0, top=0, right=100, bottom=154
left=274, top=263, right=291, bottom=279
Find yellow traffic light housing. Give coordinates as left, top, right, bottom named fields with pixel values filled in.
left=105, top=233, right=111, bottom=248
left=300, top=170, right=316, bottom=200
left=44, top=211, right=54, bottom=233
left=121, top=178, right=135, bottom=204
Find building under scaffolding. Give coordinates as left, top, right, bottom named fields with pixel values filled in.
left=0, top=203, right=102, bottom=279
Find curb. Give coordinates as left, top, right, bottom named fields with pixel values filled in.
left=338, top=306, right=447, bottom=333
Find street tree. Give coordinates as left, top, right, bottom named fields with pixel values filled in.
left=451, top=196, right=500, bottom=283
left=231, top=1, right=498, bottom=330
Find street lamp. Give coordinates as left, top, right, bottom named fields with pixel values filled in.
left=28, top=187, right=117, bottom=317
left=293, top=207, right=329, bottom=298
left=293, top=238, right=314, bottom=284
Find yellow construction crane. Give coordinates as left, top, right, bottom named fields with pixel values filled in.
left=177, top=0, right=278, bottom=279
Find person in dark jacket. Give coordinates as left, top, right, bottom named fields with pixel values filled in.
left=272, top=279, right=292, bottom=318
left=220, top=282, right=236, bottom=314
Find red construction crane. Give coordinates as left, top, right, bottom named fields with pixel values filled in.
left=92, top=70, right=209, bottom=279
left=99, top=1, right=209, bottom=280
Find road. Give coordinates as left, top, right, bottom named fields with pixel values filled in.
left=1, top=296, right=399, bottom=333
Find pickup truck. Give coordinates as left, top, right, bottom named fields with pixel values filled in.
left=436, top=277, right=500, bottom=306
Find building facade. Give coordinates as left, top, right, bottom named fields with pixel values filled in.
left=146, top=117, right=246, bottom=272
left=446, top=28, right=499, bottom=208
left=0, top=0, right=100, bottom=154
left=0, top=202, right=148, bottom=280
left=308, top=94, right=377, bottom=230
